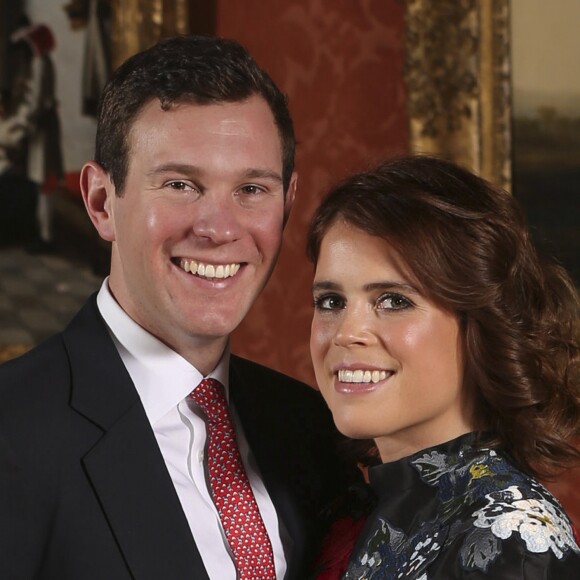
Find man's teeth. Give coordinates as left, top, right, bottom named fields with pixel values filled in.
left=337, top=369, right=390, bottom=384
left=179, top=259, right=240, bottom=279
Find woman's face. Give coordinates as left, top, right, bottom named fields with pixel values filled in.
left=310, top=221, right=474, bottom=462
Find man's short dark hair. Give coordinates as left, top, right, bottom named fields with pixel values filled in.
left=95, top=35, right=295, bottom=194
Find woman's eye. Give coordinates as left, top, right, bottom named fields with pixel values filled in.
left=313, top=294, right=345, bottom=311
left=377, top=293, right=412, bottom=310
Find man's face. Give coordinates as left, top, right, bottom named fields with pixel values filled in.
left=98, top=96, right=295, bottom=368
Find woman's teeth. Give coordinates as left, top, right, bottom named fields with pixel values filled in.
left=179, top=259, right=240, bottom=280
left=337, top=369, right=390, bottom=384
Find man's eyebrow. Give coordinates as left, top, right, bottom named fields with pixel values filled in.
left=145, top=164, right=282, bottom=183
left=243, top=168, right=283, bottom=183
left=146, top=163, right=201, bottom=177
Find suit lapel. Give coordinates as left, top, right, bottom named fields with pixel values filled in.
left=229, top=357, right=303, bottom=580
left=64, top=297, right=209, bottom=579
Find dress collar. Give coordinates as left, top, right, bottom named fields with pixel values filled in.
left=369, top=432, right=482, bottom=499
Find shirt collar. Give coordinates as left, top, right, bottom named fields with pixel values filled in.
left=96, top=279, right=230, bottom=425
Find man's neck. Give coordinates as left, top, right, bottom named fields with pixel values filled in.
left=167, top=335, right=229, bottom=377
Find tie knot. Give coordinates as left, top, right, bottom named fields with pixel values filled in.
left=190, top=378, right=228, bottom=423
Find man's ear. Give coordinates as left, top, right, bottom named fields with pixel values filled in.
left=283, top=172, right=297, bottom=228
left=80, top=161, right=117, bottom=242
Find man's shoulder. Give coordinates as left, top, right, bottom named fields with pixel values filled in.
left=230, top=354, right=322, bottom=404
left=0, top=296, right=103, bottom=406
left=0, top=333, right=72, bottom=440
left=0, top=333, right=67, bottom=386
left=231, top=354, right=310, bottom=385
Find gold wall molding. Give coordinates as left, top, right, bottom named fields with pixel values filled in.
left=405, top=0, right=511, bottom=189
left=110, top=0, right=189, bottom=70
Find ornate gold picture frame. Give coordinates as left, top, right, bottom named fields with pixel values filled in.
left=109, top=0, right=190, bottom=70
left=404, top=0, right=511, bottom=190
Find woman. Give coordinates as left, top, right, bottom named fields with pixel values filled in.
left=308, top=156, right=580, bottom=578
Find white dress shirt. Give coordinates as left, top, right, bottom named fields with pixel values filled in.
left=96, top=280, right=287, bottom=580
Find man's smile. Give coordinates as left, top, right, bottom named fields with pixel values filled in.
left=177, top=258, right=242, bottom=280
left=176, top=258, right=242, bottom=280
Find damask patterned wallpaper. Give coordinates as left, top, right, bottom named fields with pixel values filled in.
left=221, top=0, right=409, bottom=386
left=216, top=0, right=580, bottom=534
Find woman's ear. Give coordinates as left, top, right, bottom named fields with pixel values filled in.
left=80, top=161, right=116, bottom=242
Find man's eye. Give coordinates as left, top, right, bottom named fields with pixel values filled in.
left=313, top=294, right=345, bottom=311
left=377, top=293, right=412, bottom=310
left=167, top=181, right=193, bottom=191
left=239, top=185, right=263, bottom=195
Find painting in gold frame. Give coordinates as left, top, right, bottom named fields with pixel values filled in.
left=404, top=0, right=511, bottom=190
left=511, top=0, right=580, bottom=285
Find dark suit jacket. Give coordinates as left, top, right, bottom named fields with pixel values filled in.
left=0, top=296, right=350, bottom=579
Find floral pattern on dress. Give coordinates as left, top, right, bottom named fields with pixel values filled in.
left=344, top=435, right=580, bottom=579
left=345, top=518, right=445, bottom=579
left=472, top=484, right=579, bottom=558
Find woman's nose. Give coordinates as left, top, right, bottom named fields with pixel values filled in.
left=333, top=307, right=373, bottom=347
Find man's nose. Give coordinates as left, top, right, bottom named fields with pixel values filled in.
left=191, top=193, right=243, bottom=244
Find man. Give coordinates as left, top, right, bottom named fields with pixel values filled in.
left=0, top=36, right=351, bottom=579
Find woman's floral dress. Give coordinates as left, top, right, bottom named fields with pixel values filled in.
left=344, top=433, right=580, bottom=579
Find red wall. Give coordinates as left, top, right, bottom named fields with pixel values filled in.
left=215, top=1, right=580, bottom=530
left=218, top=1, right=408, bottom=386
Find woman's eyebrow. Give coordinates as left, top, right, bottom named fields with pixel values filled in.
left=363, top=281, right=420, bottom=293
left=312, top=280, right=420, bottom=294
left=312, top=281, right=342, bottom=293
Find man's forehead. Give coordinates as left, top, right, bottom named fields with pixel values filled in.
left=125, top=96, right=283, bottom=162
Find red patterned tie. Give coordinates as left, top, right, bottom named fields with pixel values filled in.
left=190, top=378, right=276, bottom=580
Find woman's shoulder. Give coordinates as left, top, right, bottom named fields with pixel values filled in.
left=447, top=475, right=580, bottom=577
left=343, top=437, right=580, bottom=579
left=415, top=439, right=580, bottom=573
